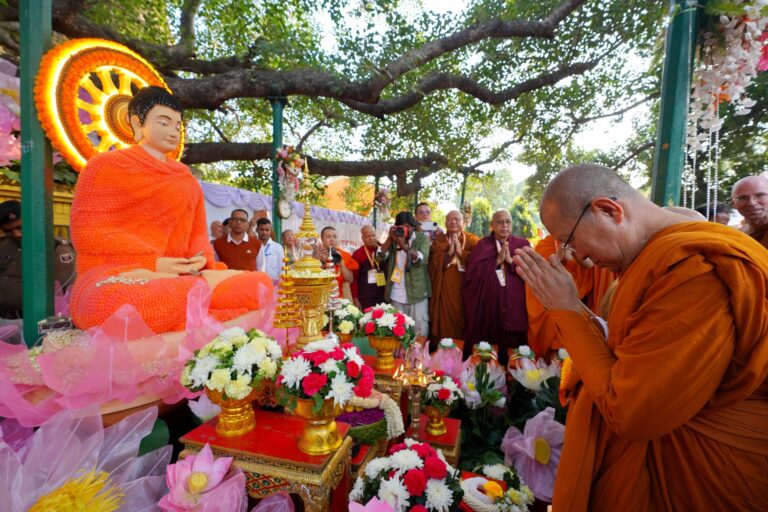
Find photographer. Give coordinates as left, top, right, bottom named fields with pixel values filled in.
left=318, top=226, right=358, bottom=298
left=378, top=211, right=431, bottom=337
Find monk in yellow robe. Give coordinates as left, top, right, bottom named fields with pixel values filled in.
left=70, top=86, right=273, bottom=333
left=514, top=164, right=768, bottom=511
left=526, top=235, right=615, bottom=357
left=428, top=210, right=479, bottom=343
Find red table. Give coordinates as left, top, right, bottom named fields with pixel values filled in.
left=406, top=413, right=462, bottom=466
left=180, top=408, right=351, bottom=512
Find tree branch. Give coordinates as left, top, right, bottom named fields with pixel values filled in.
left=178, top=0, right=203, bottom=53
left=465, top=136, right=523, bottom=172
left=612, top=140, right=654, bottom=170
left=574, top=91, right=660, bottom=125
left=296, top=120, right=327, bottom=152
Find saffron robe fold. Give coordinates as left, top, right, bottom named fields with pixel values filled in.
left=428, top=231, right=479, bottom=341
left=526, top=235, right=616, bottom=357
left=549, top=222, right=768, bottom=512
left=70, top=146, right=273, bottom=332
left=462, top=235, right=529, bottom=357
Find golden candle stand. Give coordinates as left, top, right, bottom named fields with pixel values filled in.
left=392, top=341, right=436, bottom=441
left=273, top=256, right=301, bottom=353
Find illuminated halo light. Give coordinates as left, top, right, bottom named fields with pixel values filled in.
left=34, top=38, right=185, bottom=172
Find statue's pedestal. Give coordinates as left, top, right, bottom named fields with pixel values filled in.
left=406, top=414, right=462, bottom=466
left=180, top=409, right=352, bottom=511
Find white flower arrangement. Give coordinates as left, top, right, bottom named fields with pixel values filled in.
left=323, top=298, right=363, bottom=334
left=360, top=303, right=416, bottom=347
left=180, top=327, right=283, bottom=400
left=423, top=371, right=463, bottom=412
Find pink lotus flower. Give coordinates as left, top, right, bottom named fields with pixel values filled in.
left=349, top=497, right=395, bottom=512
left=159, top=443, right=246, bottom=511
left=501, top=407, right=564, bottom=502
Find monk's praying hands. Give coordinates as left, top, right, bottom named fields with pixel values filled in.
left=513, top=246, right=581, bottom=312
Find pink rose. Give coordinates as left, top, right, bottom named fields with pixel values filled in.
left=403, top=468, right=427, bottom=496
left=365, top=322, right=376, bottom=334
left=301, top=373, right=328, bottom=397
left=392, top=325, right=406, bottom=337
left=372, top=309, right=384, bottom=319
left=346, top=361, right=360, bottom=378
left=394, top=313, right=406, bottom=326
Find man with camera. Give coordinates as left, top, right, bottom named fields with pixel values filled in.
left=319, top=226, right=358, bottom=297
left=378, top=211, right=431, bottom=336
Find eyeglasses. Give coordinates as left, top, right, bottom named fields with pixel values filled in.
left=732, top=192, right=768, bottom=205
left=229, top=217, right=248, bottom=223
left=561, top=196, right=617, bottom=253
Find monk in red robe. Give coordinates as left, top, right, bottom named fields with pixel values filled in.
left=514, top=164, right=768, bottom=511
left=428, top=210, right=479, bottom=344
left=70, top=86, right=273, bottom=333
left=462, top=210, right=529, bottom=364
left=526, top=235, right=615, bottom=357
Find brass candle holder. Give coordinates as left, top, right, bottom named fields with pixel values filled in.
left=392, top=340, right=436, bottom=441
left=273, top=256, right=301, bottom=353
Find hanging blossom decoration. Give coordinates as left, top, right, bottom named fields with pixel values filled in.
left=275, top=145, right=305, bottom=202
left=688, top=0, right=768, bottom=152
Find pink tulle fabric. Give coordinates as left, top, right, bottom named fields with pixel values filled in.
left=0, top=404, right=171, bottom=511
left=0, top=280, right=289, bottom=427
left=251, top=494, right=295, bottom=512
left=428, top=345, right=464, bottom=379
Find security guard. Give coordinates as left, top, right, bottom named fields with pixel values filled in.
left=0, top=200, right=76, bottom=319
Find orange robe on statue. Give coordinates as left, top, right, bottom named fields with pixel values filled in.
left=428, top=231, right=479, bottom=341
left=70, top=145, right=274, bottom=332
left=549, top=222, right=768, bottom=511
left=526, top=235, right=615, bottom=357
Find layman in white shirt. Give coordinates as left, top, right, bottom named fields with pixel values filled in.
left=255, top=218, right=284, bottom=281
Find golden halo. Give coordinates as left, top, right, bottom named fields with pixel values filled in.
left=34, top=38, right=185, bottom=172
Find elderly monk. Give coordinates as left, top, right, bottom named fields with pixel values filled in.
left=462, top=210, right=529, bottom=364
left=526, top=236, right=615, bottom=358
left=731, top=175, right=768, bottom=248
left=513, top=164, right=768, bottom=511
left=70, top=86, right=273, bottom=332
left=351, top=225, right=385, bottom=310
left=428, top=210, right=479, bottom=343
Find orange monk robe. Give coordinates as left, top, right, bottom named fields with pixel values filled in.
left=428, top=231, right=479, bottom=341
left=526, top=235, right=615, bottom=357
left=548, top=222, right=768, bottom=511
left=70, top=145, right=274, bottom=333
left=334, top=248, right=359, bottom=296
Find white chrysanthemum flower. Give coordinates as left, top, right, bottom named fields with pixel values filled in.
left=343, top=346, right=364, bottom=367
left=360, top=312, right=372, bottom=325
left=364, top=456, right=391, bottom=479
left=319, top=358, right=341, bottom=374
left=257, top=358, right=278, bottom=379
left=206, top=368, right=231, bottom=392
left=189, top=355, right=220, bottom=387
left=266, top=339, right=283, bottom=359
left=518, top=345, right=532, bottom=357
left=404, top=438, right=418, bottom=448
left=377, top=477, right=410, bottom=512
left=304, top=338, right=339, bottom=353
left=377, top=312, right=397, bottom=329
left=230, top=333, right=249, bottom=347
left=224, top=372, right=252, bottom=400
left=338, top=320, right=355, bottom=334
left=389, top=448, right=423, bottom=472
left=482, top=463, right=510, bottom=481
left=477, top=341, right=492, bottom=351
left=327, top=373, right=355, bottom=408
left=404, top=315, right=415, bottom=327
left=558, top=348, right=569, bottom=360
left=180, top=365, right=192, bottom=387
left=232, top=344, right=263, bottom=373
left=439, top=338, right=454, bottom=348
left=347, top=304, right=361, bottom=316
left=211, top=340, right=233, bottom=353
left=280, top=356, right=311, bottom=389
left=218, top=327, right=246, bottom=342
left=425, top=479, right=454, bottom=511
left=349, top=476, right=365, bottom=502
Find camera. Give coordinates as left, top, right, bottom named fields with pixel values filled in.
left=330, top=248, right=342, bottom=265
left=394, top=225, right=410, bottom=238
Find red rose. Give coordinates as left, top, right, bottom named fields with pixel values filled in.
left=394, top=313, right=406, bottom=326
left=341, top=343, right=355, bottom=351
left=353, top=380, right=373, bottom=398
left=346, top=361, right=360, bottom=378
left=365, top=322, right=376, bottom=334
left=304, top=350, right=329, bottom=366
left=392, top=325, right=406, bottom=337
left=330, top=348, right=345, bottom=360
left=409, top=506, right=427, bottom=512
left=433, top=370, right=445, bottom=378
left=372, top=308, right=384, bottom=319
left=412, top=443, right=431, bottom=459
left=389, top=442, right=407, bottom=454
left=361, top=365, right=375, bottom=381
left=437, top=388, right=451, bottom=401
left=363, top=307, right=372, bottom=313
left=452, top=377, right=460, bottom=387
left=301, top=372, right=328, bottom=397
left=403, top=468, right=427, bottom=496
left=424, top=456, right=447, bottom=479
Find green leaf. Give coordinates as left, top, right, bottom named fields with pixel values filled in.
left=138, top=418, right=170, bottom=456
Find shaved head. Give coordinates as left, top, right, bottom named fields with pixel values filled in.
left=491, top=209, right=513, bottom=240
left=664, top=206, right=706, bottom=221
left=361, top=224, right=378, bottom=248
left=731, top=175, right=768, bottom=229
left=541, top=164, right=642, bottom=222
left=445, top=210, right=463, bottom=233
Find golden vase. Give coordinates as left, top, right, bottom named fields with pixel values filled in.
left=291, top=276, right=336, bottom=352
left=423, top=405, right=449, bottom=436
left=337, top=332, right=353, bottom=344
left=294, top=398, right=342, bottom=455
left=368, top=335, right=402, bottom=371
left=207, top=387, right=258, bottom=437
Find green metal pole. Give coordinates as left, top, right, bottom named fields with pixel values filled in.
left=20, top=0, right=53, bottom=346
left=651, top=0, right=702, bottom=206
left=373, top=176, right=379, bottom=228
left=270, top=96, right=286, bottom=239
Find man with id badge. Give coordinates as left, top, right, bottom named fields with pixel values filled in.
left=352, top=225, right=386, bottom=310
left=462, top=209, right=529, bottom=365
left=378, top=212, right=431, bottom=337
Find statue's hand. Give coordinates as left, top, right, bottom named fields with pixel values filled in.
left=156, top=256, right=205, bottom=275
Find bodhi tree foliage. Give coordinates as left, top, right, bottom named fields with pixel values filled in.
left=0, top=0, right=666, bottom=199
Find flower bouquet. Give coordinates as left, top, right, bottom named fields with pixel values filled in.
left=360, top=303, right=416, bottom=370
left=323, top=298, right=362, bottom=341
left=275, top=145, right=305, bottom=202
left=422, top=370, right=463, bottom=436
left=180, top=327, right=283, bottom=436
left=277, top=337, right=374, bottom=454
left=374, top=188, right=392, bottom=221
left=428, top=339, right=464, bottom=380
left=508, top=344, right=536, bottom=369
left=349, top=438, right=464, bottom=512
left=460, top=464, right=535, bottom=512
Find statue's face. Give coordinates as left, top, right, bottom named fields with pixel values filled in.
left=135, top=105, right=182, bottom=154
